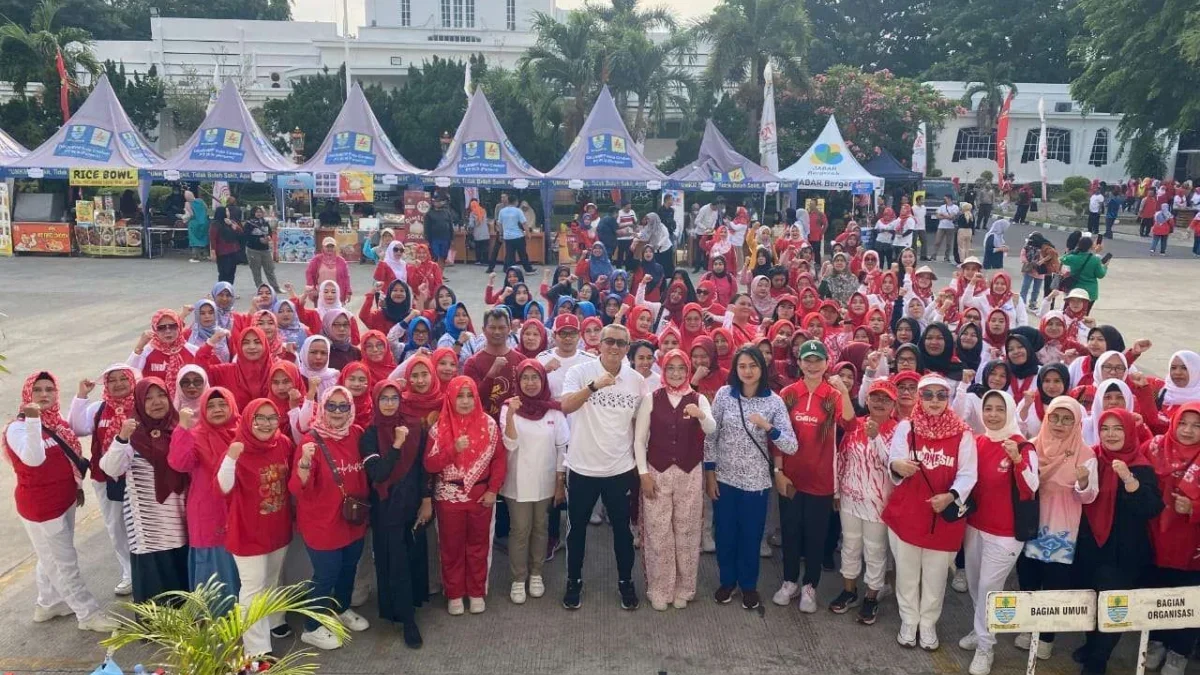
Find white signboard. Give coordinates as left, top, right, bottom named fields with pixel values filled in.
left=1099, top=587, right=1200, bottom=633
left=987, top=590, right=1096, bottom=634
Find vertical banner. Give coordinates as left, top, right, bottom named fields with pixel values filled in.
left=911, top=122, right=927, bottom=175
left=759, top=62, right=779, bottom=173
left=0, top=180, right=13, bottom=256
left=995, top=89, right=1016, bottom=180
left=1038, top=97, right=1049, bottom=201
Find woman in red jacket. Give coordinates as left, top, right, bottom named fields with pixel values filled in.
left=289, top=386, right=370, bottom=651
left=424, top=376, right=505, bottom=616
left=195, top=326, right=274, bottom=409
left=1143, top=402, right=1200, bottom=673
left=305, top=237, right=352, bottom=302
left=219, top=398, right=295, bottom=657
left=958, top=390, right=1038, bottom=675
left=883, top=374, right=977, bottom=651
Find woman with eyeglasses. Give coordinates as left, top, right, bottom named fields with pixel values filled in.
left=1014, top=397, right=1097, bottom=660
left=360, top=379, right=432, bottom=648
left=703, top=346, right=797, bottom=610
left=425, top=377, right=505, bottom=616
left=881, top=374, right=977, bottom=651
left=99, top=378, right=189, bottom=603
left=219, top=398, right=296, bottom=657
left=128, top=309, right=198, bottom=399
left=289, top=386, right=371, bottom=650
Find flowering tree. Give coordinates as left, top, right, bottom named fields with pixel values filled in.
left=776, top=66, right=963, bottom=166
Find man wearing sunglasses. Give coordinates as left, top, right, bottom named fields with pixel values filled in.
left=559, top=324, right=647, bottom=611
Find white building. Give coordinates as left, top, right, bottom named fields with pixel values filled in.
left=923, top=81, right=1160, bottom=185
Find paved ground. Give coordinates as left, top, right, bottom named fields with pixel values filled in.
left=0, top=228, right=1195, bottom=674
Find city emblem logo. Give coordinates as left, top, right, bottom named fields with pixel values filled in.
left=464, top=141, right=479, bottom=157
left=335, top=132, right=350, bottom=148
left=591, top=135, right=606, bottom=151
left=812, top=143, right=844, bottom=165
left=70, top=125, right=86, bottom=141
left=204, top=128, right=219, bottom=143
left=993, top=594, right=1017, bottom=624
left=1106, top=595, right=1129, bottom=623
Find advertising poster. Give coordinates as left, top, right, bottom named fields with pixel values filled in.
left=0, top=182, right=12, bottom=256
left=13, top=223, right=71, bottom=254
left=75, top=201, right=142, bottom=257
left=338, top=171, right=374, bottom=203
left=584, top=133, right=633, bottom=168
left=402, top=190, right=430, bottom=242
left=277, top=227, right=315, bottom=263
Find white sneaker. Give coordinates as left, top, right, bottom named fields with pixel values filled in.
left=651, top=598, right=668, bottom=611
left=300, top=626, right=342, bottom=650
left=510, top=582, right=527, bottom=605
left=1144, top=641, right=1166, bottom=670
left=528, top=575, right=545, bottom=598
left=1162, top=650, right=1189, bottom=675
left=672, top=597, right=688, bottom=610
left=113, top=579, right=133, bottom=596
left=337, top=609, right=369, bottom=632
left=350, top=581, right=370, bottom=607
left=968, top=649, right=994, bottom=675
left=798, top=584, right=817, bottom=613
left=77, top=613, right=118, bottom=633
left=448, top=598, right=465, bottom=615
left=1014, top=633, right=1052, bottom=659
left=951, top=568, right=968, bottom=593
left=919, top=624, right=939, bottom=651
left=772, top=581, right=800, bottom=606
left=897, top=622, right=918, bottom=647
left=33, top=602, right=72, bottom=623
left=188, top=258, right=199, bottom=263
left=759, top=538, right=773, bottom=558
left=701, top=531, right=717, bottom=553
left=958, top=630, right=978, bottom=651
left=468, top=596, right=486, bottom=614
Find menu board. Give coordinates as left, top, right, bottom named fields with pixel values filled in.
left=75, top=198, right=142, bottom=257
left=277, top=226, right=315, bottom=263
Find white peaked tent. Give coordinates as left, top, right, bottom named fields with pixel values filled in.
left=778, top=115, right=882, bottom=190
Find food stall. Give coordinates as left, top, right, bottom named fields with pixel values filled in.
left=0, top=75, right=163, bottom=256
left=0, top=126, right=29, bottom=256
left=425, top=88, right=548, bottom=264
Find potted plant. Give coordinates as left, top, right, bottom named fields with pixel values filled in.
left=102, top=579, right=349, bottom=675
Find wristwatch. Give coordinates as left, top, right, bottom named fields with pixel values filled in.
left=587, top=381, right=598, bottom=393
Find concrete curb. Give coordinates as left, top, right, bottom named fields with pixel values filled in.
left=1024, top=218, right=1192, bottom=250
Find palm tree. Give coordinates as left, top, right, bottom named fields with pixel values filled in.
left=0, top=0, right=101, bottom=95
left=587, top=0, right=676, bottom=32
left=961, top=63, right=1017, bottom=131
left=608, top=29, right=698, bottom=143
left=102, top=579, right=349, bottom=675
left=692, top=0, right=810, bottom=138
left=520, top=10, right=607, bottom=139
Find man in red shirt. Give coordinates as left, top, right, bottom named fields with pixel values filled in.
left=772, top=340, right=854, bottom=612
left=465, top=308, right=519, bottom=419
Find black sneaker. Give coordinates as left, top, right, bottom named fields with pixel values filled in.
left=563, top=579, right=583, bottom=610
left=270, top=623, right=293, bottom=639
left=618, top=580, right=639, bottom=610
left=829, top=590, right=859, bottom=614
left=742, top=590, right=761, bottom=610
left=714, top=585, right=734, bottom=604
left=402, top=621, right=423, bottom=649
left=856, top=597, right=880, bottom=625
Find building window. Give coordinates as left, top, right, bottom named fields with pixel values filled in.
left=1089, top=128, right=1109, bottom=167
left=400, top=0, right=410, bottom=26
left=950, top=127, right=996, bottom=162
left=465, top=0, right=474, bottom=27
left=506, top=0, right=517, bottom=30
left=453, top=0, right=463, bottom=27
left=1021, top=127, right=1072, bottom=164
left=440, top=0, right=451, bottom=27
left=428, top=34, right=482, bottom=42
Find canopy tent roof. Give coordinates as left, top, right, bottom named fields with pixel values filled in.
left=296, top=82, right=424, bottom=179
left=669, top=120, right=787, bottom=191
left=426, top=88, right=545, bottom=188
left=149, top=80, right=296, bottom=180
left=1, top=75, right=162, bottom=178
left=0, top=127, right=29, bottom=167
left=777, top=115, right=882, bottom=191
left=862, top=148, right=921, bottom=184
left=546, top=85, right=668, bottom=189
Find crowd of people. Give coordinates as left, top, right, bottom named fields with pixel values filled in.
left=5, top=204, right=1200, bottom=675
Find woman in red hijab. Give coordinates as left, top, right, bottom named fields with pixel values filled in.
left=425, top=376, right=506, bottom=616
left=688, top=335, right=728, bottom=402
left=359, top=329, right=396, bottom=386
left=711, top=327, right=735, bottom=371
left=99, top=377, right=189, bottom=603
left=4, top=372, right=116, bottom=633
left=219, top=398, right=295, bottom=658
left=266, top=361, right=305, bottom=442
left=429, top=346, right=461, bottom=385
left=361, top=380, right=433, bottom=648
left=196, top=326, right=275, bottom=409
left=168, top=387, right=241, bottom=599
left=339, top=362, right=374, bottom=428
left=406, top=244, right=443, bottom=305
left=253, top=309, right=294, bottom=363
left=517, top=320, right=550, bottom=360
left=626, top=305, right=658, bottom=346
left=129, top=309, right=198, bottom=398
left=678, top=303, right=707, bottom=352
left=290, top=385, right=370, bottom=650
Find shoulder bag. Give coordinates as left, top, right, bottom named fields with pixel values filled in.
left=312, top=434, right=369, bottom=526
left=1009, top=442, right=1040, bottom=541
left=736, top=395, right=782, bottom=492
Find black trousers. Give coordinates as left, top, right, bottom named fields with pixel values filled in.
left=615, top=240, right=634, bottom=268
left=216, top=252, right=238, bottom=284
left=1148, top=567, right=1200, bottom=657
left=977, top=203, right=993, bottom=228
left=566, top=469, right=636, bottom=583
left=779, top=491, right=833, bottom=587
left=808, top=239, right=823, bottom=266
left=1087, top=212, right=1101, bottom=235
left=692, top=236, right=708, bottom=272
left=1017, top=556, right=1075, bottom=641
left=1140, top=217, right=1154, bottom=237
left=503, top=236, right=534, bottom=272
left=1075, top=562, right=1142, bottom=673
left=472, top=238, right=490, bottom=264
left=1014, top=204, right=1030, bottom=223
left=485, top=237, right=505, bottom=272
left=654, top=247, right=675, bottom=281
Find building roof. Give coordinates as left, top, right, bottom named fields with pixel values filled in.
left=923, top=81, right=1115, bottom=117
left=545, top=85, right=668, bottom=188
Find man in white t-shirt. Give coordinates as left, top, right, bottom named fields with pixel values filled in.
left=1087, top=191, right=1104, bottom=236
left=559, top=323, right=645, bottom=611
left=933, top=195, right=960, bottom=262
left=692, top=199, right=721, bottom=272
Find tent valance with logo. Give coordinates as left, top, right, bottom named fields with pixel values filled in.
left=777, top=115, right=882, bottom=191
left=426, top=88, right=545, bottom=189
left=670, top=120, right=788, bottom=192
left=297, top=82, right=424, bottom=183
left=545, top=86, right=668, bottom=190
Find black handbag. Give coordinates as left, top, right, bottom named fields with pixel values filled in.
left=736, top=396, right=778, bottom=489
left=1010, top=445, right=1041, bottom=541
left=312, top=434, right=369, bottom=526
left=910, top=427, right=976, bottom=524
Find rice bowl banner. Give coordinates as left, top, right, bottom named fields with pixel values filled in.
left=338, top=170, right=374, bottom=203
left=69, top=167, right=139, bottom=187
